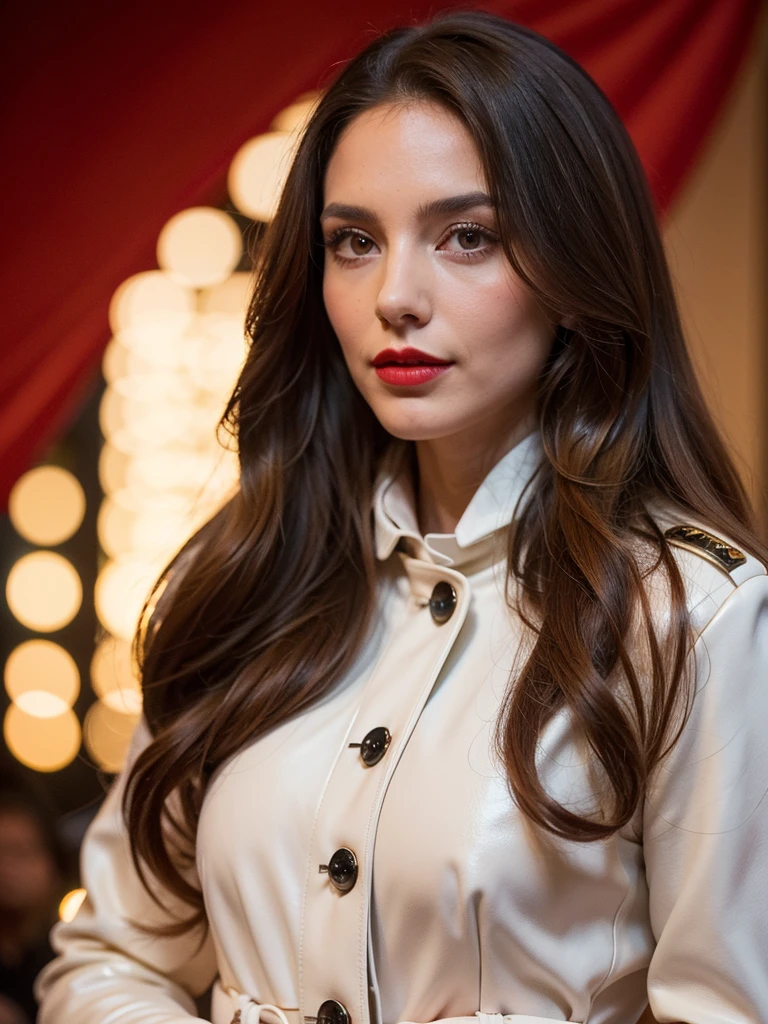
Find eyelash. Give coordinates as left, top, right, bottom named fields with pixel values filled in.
left=323, top=221, right=498, bottom=266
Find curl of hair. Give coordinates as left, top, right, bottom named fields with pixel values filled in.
left=122, top=9, right=767, bottom=935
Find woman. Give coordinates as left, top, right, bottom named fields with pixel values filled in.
left=35, top=10, right=768, bottom=1024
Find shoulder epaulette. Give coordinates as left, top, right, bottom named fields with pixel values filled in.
left=664, top=524, right=747, bottom=574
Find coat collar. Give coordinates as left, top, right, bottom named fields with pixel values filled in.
left=373, top=430, right=544, bottom=568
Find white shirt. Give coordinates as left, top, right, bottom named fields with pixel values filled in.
left=36, top=430, right=768, bottom=1024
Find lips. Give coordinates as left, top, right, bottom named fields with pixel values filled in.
left=371, top=346, right=453, bottom=367
left=374, top=364, right=452, bottom=383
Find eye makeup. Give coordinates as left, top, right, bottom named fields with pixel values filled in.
left=323, top=221, right=499, bottom=266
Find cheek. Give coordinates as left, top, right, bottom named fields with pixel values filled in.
left=322, top=272, right=363, bottom=350
left=449, top=293, right=554, bottom=415
left=450, top=275, right=554, bottom=369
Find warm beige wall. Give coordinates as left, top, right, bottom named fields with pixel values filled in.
left=662, top=9, right=767, bottom=522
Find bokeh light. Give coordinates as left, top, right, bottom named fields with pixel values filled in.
left=83, top=699, right=140, bottom=773
left=98, top=443, right=131, bottom=494
left=126, top=448, right=216, bottom=494
left=90, top=635, right=142, bottom=716
left=227, top=132, right=300, bottom=222
left=94, top=556, right=163, bottom=642
left=97, top=496, right=134, bottom=558
left=100, top=385, right=198, bottom=456
left=157, top=207, right=242, bottom=288
left=101, top=335, right=134, bottom=385
left=98, top=386, right=125, bottom=440
left=94, top=142, right=263, bottom=712
left=108, top=271, right=195, bottom=346
left=3, top=704, right=81, bottom=772
left=270, top=92, right=321, bottom=133
left=8, top=466, right=86, bottom=546
left=6, top=552, right=82, bottom=632
left=13, top=692, right=70, bottom=718
left=183, top=332, right=247, bottom=394
left=4, top=640, right=80, bottom=713
left=59, top=888, right=87, bottom=923
left=197, top=271, right=251, bottom=318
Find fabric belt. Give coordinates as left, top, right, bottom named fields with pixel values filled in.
left=211, top=984, right=580, bottom=1024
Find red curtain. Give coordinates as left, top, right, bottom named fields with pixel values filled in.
left=0, top=0, right=761, bottom=510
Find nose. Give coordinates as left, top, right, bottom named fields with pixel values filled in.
left=375, top=241, right=432, bottom=329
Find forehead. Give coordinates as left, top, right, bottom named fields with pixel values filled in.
left=323, top=100, right=488, bottom=203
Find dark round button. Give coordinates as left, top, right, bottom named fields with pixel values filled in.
left=360, top=726, right=391, bottom=767
left=317, top=1000, right=350, bottom=1024
left=327, top=847, right=358, bottom=893
left=429, top=580, right=457, bottom=624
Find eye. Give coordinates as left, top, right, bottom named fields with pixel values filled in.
left=439, top=222, right=498, bottom=261
left=323, top=228, right=378, bottom=264
left=322, top=221, right=499, bottom=266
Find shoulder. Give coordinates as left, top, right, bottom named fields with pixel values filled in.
left=641, top=500, right=767, bottom=639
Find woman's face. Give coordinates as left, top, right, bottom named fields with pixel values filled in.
left=321, top=99, right=557, bottom=450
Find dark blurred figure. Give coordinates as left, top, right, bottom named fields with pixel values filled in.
left=0, top=784, right=71, bottom=1024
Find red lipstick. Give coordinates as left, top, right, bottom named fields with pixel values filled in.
left=371, top=346, right=454, bottom=387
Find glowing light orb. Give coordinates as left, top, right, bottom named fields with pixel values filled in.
left=198, top=272, right=252, bottom=318
left=4, top=704, right=81, bottom=772
left=97, top=496, right=134, bottom=558
left=9, top=466, right=86, bottom=546
left=95, top=556, right=163, bottom=642
left=84, top=699, right=140, bottom=773
left=4, top=640, right=80, bottom=712
left=6, top=552, right=82, bottom=632
left=59, top=888, right=87, bottom=923
left=90, top=635, right=143, bottom=716
left=101, top=336, right=132, bottom=384
left=98, top=444, right=131, bottom=495
left=183, top=331, right=247, bottom=395
left=109, top=271, right=195, bottom=345
left=157, top=207, right=242, bottom=289
left=228, top=132, right=300, bottom=222
left=270, top=91, right=321, bottom=133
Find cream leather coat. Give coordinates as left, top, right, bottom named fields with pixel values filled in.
left=35, top=431, right=768, bottom=1024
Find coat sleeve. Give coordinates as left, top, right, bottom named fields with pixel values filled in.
left=34, top=715, right=218, bottom=1024
left=642, top=570, right=768, bottom=1023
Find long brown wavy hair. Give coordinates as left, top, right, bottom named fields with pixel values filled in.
left=123, top=9, right=767, bottom=932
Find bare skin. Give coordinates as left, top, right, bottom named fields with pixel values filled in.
left=321, top=98, right=563, bottom=536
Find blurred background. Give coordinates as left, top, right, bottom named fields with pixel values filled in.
left=0, top=1, right=766, bottom=1020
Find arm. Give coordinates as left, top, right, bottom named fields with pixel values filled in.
left=643, top=572, right=768, bottom=1023
left=34, top=716, right=218, bottom=1024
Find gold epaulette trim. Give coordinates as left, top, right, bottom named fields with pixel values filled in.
left=664, top=524, right=747, bottom=573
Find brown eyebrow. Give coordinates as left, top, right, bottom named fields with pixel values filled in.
left=319, top=190, right=495, bottom=225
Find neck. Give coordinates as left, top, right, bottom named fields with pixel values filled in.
left=413, top=410, right=536, bottom=536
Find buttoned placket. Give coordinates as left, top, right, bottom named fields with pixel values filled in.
left=298, top=551, right=471, bottom=1024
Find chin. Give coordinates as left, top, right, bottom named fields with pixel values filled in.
left=370, top=409, right=457, bottom=443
